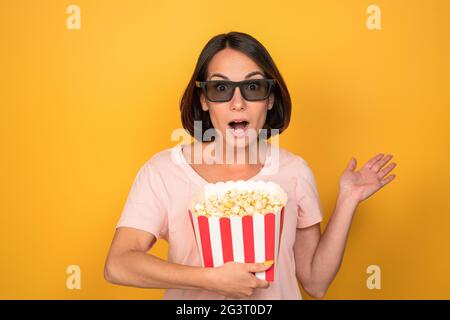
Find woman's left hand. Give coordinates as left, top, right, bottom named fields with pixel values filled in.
left=339, top=153, right=397, bottom=203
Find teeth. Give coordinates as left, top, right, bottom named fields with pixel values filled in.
left=228, top=120, right=248, bottom=138
left=229, top=121, right=248, bottom=126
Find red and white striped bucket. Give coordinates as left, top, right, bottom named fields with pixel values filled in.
left=188, top=207, right=285, bottom=281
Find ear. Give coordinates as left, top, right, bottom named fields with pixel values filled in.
left=200, top=92, right=209, bottom=111
left=268, top=93, right=274, bottom=110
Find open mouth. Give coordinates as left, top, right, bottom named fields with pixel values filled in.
left=227, top=120, right=249, bottom=137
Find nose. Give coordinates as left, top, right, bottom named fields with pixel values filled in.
left=230, top=86, right=246, bottom=111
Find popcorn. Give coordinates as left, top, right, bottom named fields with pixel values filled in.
left=192, top=188, right=286, bottom=218
left=188, top=180, right=288, bottom=282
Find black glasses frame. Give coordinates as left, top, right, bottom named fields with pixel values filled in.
left=195, top=79, right=277, bottom=102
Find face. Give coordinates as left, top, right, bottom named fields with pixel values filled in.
left=199, top=48, right=274, bottom=150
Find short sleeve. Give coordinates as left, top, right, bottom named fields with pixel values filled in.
left=295, top=158, right=323, bottom=229
left=116, top=160, right=168, bottom=240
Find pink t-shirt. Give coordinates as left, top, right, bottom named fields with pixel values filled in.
left=116, top=142, right=323, bottom=300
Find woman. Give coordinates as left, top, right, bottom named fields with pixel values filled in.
left=104, top=31, right=397, bottom=299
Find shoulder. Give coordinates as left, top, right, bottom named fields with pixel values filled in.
left=141, top=146, right=181, bottom=174
left=274, top=145, right=317, bottom=182
left=275, top=145, right=310, bottom=170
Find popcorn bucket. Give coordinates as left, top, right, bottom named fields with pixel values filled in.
left=188, top=180, right=287, bottom=281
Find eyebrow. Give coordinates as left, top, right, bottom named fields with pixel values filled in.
left=208, top=71, right=265, bottom=80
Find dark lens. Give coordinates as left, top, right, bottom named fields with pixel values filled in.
left=205, top=81, right=233, bottom=101
left=242, top=79, right=270, bottom=101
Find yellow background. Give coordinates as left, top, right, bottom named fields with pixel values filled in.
left=1, top=0, right=449, bottom=299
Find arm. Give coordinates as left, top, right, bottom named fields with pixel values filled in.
left=294, top=153, right=397, bottom=299
left=104, top=227, right=210, bottom=290
left=294, top=193, right=358, bottom=299
left=104, top=226, right=272, bottom=298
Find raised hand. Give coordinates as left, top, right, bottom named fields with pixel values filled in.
left=339, top=153, right=397, bottom=203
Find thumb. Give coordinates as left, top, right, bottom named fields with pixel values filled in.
left=246, top=261, right=274, bottom=273
left=346, top=157, right=357, bottom=172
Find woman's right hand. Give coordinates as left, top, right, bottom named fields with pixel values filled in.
left=204, top=261, right=273, bottom=299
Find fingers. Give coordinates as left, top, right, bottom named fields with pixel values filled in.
left=378, top=162, right=397, bottom=179
left=238, top=282, right=268, bottom=299
left=247, top=262, right=271, bottom=289
left=363, top=153, right=384, bottom=170
left=381, top=174, right=396, bottom=186
left=345, top=157, right=357, bottom=172
left=246, top=261, right=274, bottom=273
left=256, top=278, right=270, bottom=289
left=372, top=154, right=394, bottom=172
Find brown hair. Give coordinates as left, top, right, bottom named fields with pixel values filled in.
left=180, top=31, right=291, bottom=141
